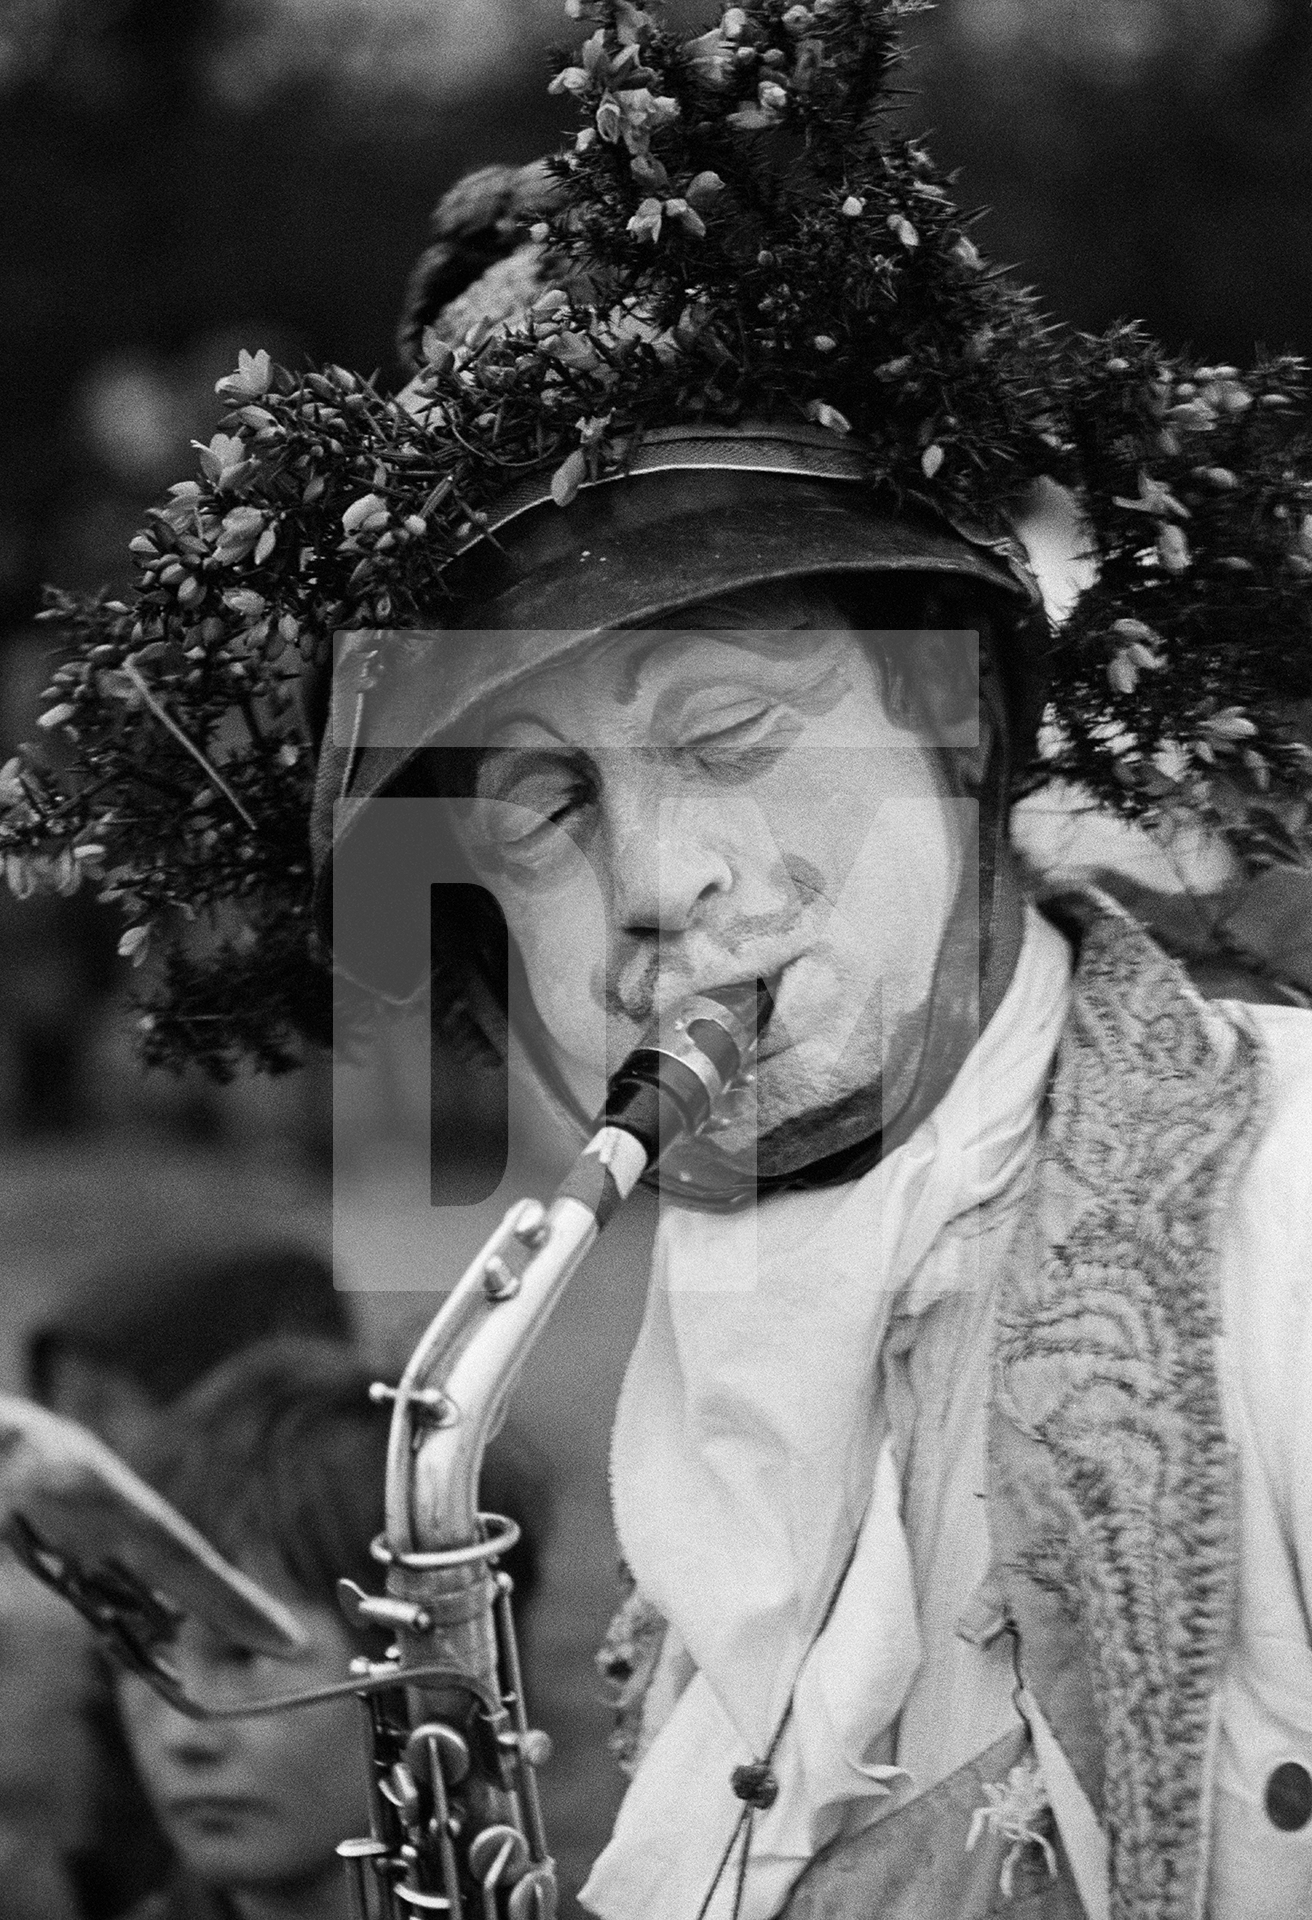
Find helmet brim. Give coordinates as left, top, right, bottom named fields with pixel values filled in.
left=315, top=426, right=1039, bottom=834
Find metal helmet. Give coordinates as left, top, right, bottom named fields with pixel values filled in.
left=314, top=420, right=1046, bottom=982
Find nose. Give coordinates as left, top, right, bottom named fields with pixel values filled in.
left=158, top=1708, right=232, bottom=1769
left=606, top=791, right=733, bottom=938
left=123, top=1679, right=233, bottom=1770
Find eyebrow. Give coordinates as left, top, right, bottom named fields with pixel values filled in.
left=616, top=623, right=816, bottom=705
left=648, top=649, right=851, bottom=741
left=476, top=710, right=570, bottom=746
left=473, top=624, right=831, bottom=759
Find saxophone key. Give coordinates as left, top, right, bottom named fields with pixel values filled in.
left=405, top=1721, right=472, bottom=1789
left=337, top=1579, right=434, bottom=1636
left=508, top=1866, right=557, bottom=1920
left=380, top=1761, right=423, bottom=1829
left=337, top=1836, right=393, bottom=1920
left=481, top=1256, right=521, bottom=1302
left=469, top=1826, right=529, bottom=1920
left=468, top=1824, right=528, bottom=1881
left=393, top=1890, right=455, bottom=1913
left=509, top=1200, right=549, bottom=1247
left=370, top=1382, right=458, bottom=1426
left=496, top=1728, right=553, bottom=1769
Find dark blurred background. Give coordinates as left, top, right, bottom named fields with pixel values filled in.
left=0, top=0, right=1307, bottom=1912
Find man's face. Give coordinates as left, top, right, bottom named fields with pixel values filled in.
left=116, top=1592, right=364, bottom=1894
left=448, top=616, right=970, bottom=1171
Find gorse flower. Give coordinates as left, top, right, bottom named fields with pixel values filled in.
left=1047, top=331, right=1312, bottom=868
left=214, top=348, right=273, bottom=405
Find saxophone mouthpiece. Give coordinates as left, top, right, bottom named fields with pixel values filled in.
left=703, top=976, right=776, bottom=1057
left=600, top=977, right=775, bottom=1167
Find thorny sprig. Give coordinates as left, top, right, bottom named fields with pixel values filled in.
left=1045, top=329, right=1312, bottom=873
left=0, top=353, right=476, bottom=1075
left=532, top=0, right=1061, bottom=523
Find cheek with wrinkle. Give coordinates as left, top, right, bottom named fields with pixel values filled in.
left=797, top=796, right=968, bottom=1088
left=491, top=830, right=611, bottom=1081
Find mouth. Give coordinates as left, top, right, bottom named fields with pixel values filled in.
left=733, top=965, right=790, bottom=1062
left=166, top=1795, right=264, bottom=1828
left=684, top=970, right=790, bottom=1110
left=753, top=1008, right=789, bottom=1063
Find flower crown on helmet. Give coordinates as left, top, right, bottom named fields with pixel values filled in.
left=2, top=0, right=1309, bottom=1077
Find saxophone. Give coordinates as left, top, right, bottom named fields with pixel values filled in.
left=334, top=980, right=773, bottom=1920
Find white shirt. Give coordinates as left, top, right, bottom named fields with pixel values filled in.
left=582, top=935, right=1312, bottom=1920
left=584, top=908, right=1072, bottom=1920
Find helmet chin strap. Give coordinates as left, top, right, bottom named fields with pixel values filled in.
left=509, top=733, right=1018, bottom=1212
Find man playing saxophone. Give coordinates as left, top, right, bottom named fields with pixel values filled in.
left=5, top=1, right=1312, bottom=1916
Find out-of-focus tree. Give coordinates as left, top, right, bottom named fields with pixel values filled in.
left=915, top=0, right=1312, bottom=360
left=953, top=0, right=1291, bottom=82
left=210, top=0, right=559, bottom=105
left=0, top=0, right=563, bottom=103
left=0, top=0, right=568, bottom=1140
left=926, top=0, right=1312, bottom=1001
left=0, top=0, right=567, bottom=630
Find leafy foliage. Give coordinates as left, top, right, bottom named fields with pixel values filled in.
left=1, top=0, right=1309, bottom=1075
left=0, top=358, right=461, bottom=1077
left=1047, top=329, right=1312, bottom=870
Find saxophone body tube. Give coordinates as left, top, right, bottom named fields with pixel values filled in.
left=390, top=976, right=773, bottom=1554
left=344, top=979, right=773, bottom=1920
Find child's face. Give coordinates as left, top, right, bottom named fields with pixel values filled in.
left=115, top=1589, right=366, bottom=1892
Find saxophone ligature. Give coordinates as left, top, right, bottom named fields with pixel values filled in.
left=334, top=977, right=774, bottom=1920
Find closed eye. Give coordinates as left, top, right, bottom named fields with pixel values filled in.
left=685, top=707, right=774, bottom=749
left=470, top=752, right=596, bottom=853
left=681, top=705, right=800, bottom=780
left=200, top=1633, right=259, bottom=1675
left=500, top=787, right=590, bottom=843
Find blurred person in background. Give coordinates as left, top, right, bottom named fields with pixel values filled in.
left=27, top=1243, right=350, bottom=1461
left=2, top=1241, right=550, bottom=1920
left=0, top=1243, right=347, bottom=1920
left=112, top=1334, right=548, bottom=1920
left=111, top=1336, right=393, bottom=1920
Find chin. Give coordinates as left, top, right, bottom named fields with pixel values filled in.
left=190, top=1844, right=309, bottom=1893
left=764, top=1041, right=880, bottom=1121
left=727, top=1053, right=903, bottom=1171
left=702, top=1062, right=870, bottom=1163
left=172, top=1835, right=257, bottom=1885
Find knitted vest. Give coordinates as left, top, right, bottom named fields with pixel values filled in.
left=783, top=903, right=1268, bottom=1920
